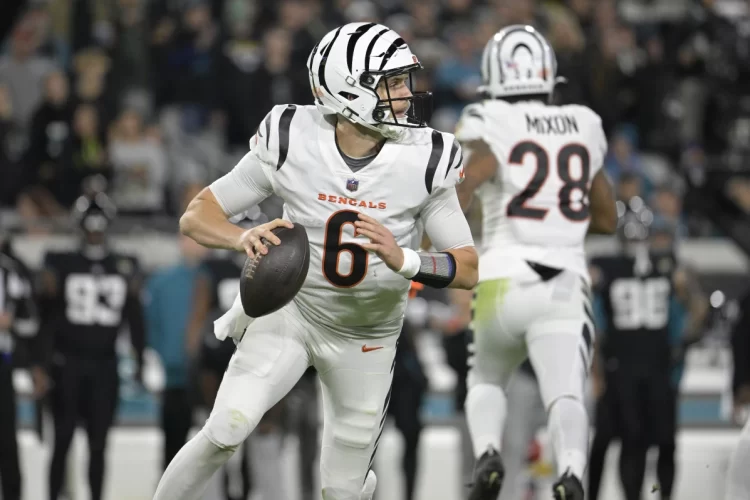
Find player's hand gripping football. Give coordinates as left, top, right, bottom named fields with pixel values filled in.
left=236, top=218, right=294, bottom=258
left=355, top=213, right=405, bottom=272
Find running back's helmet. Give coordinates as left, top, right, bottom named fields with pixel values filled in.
left=478, top=25, right=559, bottom=100
left=307, top=22, right=432, bottom=135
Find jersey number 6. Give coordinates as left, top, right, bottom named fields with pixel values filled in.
left=323, top=210, right=369, bottom=288
left=506, top=141, right=591, bottom=221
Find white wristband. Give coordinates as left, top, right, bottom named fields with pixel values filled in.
left=398, top=247, right=421, bottom=279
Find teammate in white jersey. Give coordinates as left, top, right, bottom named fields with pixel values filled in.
left=152, top=22, right=478, bottom=500
left=454, top=25, right=618, bottom=500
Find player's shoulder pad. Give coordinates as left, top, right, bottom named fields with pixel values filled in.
left=424, top=130, right=464, bottom=195
left=455, top=102, right=486, bottom=143
left=564, top=104, right=607, bottom=155
left=249, top=104, right=313, bottom=171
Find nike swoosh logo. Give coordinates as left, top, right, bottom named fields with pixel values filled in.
left=361, top=345, right=384, bottom=353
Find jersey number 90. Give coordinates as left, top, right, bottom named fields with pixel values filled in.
left=506, top=141, right=591, bottom=221
left=610, top=277, right=671, bottom=330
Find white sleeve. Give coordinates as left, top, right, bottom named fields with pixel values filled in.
left=455, top=103, right=485, bottom=143
left=209, top=151, right=274, bottom=217
left=420, top=187, right=475, bottom=251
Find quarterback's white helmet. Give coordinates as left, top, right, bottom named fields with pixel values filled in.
left=478, top=25, right=558, bottom=100
left=307, top=22, right=432, bottom=133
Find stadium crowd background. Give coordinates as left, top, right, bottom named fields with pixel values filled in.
left=1, top=0, right=748, bottom=232
left=2, top=0, right=750, bottom=499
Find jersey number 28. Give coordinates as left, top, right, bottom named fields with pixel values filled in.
left=506, top=141, right=591, bottom=221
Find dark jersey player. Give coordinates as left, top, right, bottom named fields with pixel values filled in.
left=587, top=206, right=706, bottom=500
left=40, top=192, right=145, bottom=500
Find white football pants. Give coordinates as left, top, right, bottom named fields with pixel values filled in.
left=465, top=268, right=594, bottom=479
left=206, top=300, right=398, bottom=500
left=467, top=268, right=594, bottom=407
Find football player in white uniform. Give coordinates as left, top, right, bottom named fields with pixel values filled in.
left=152, top=22, right=478, bottom=500
left=455, top=26, right=618, bottom=500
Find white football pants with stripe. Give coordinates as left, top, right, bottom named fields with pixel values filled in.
left=152, top=301, right=398, bottom=500
left=465, top=267, right=594, bottom=481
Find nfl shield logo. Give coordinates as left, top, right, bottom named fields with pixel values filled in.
left=346, top=178, right=359, bottom=192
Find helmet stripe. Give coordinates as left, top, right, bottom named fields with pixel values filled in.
left=346, top=23, right=376, bottom=74
left=377, top=37, right=406, bottom=71
left=318, top=27, right=342, bottom=98
left=364, top=28, right=390, bottom=72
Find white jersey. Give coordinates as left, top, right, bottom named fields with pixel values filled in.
left=456, top=99, right=607, bottom=281
left=210, top=104, right=472, bottom=338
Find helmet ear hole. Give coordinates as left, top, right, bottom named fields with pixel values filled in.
left=338, top=91, right=358, bottom=101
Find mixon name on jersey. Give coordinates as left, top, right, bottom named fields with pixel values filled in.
left=526, top=113, right=579, bottom=135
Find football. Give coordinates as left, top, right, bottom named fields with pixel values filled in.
left=239, top=224, right=311, bottom=318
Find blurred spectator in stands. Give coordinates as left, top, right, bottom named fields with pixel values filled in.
left=652, top=186, right=689, bottom=239
left=493, top=0, right=546, bottom=30
left=547, top=4, right=588, bottom=105
left=215, top=3, right=262, bottom=150
left=219, top=27, right=309, bottom=151
left=278, top=0, right=320, bottom=66
left=605, top=125, right=653, bottom=197
left=18, top=70, right=74, bottom=221
left=407, top=0, right=441, bottom=41
left=153, top=0, right=220, bottom=134
left=72, top=48, right=115, bottom=130
left=568, top=0, right=595, bottom=40
left=341, top=0, right=380, bottom=24
left=0, top=84, right=25, bottom=209
left=434, top=24, right=481, bottom=116
left=64, top=104, right=111, bottom=207
left=109, top=0, right=150, bottom=102
left=632, top=32, right=676, bottom=151
left=617, top=172, right=645, bottom=203
left=440, top=0, right=474, bottom=26
left=384, top=13, right=447, bottom=72
left=586, top=2, right=641, bottom=134
left=108, top=108, right=168, bottom=215
left=0, top=18, right=56, bottom=135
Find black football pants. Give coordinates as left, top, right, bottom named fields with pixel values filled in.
left=384, top=344, right=427, bottom=500
left=160, top=387, right=192, bottom=471
left=613, top=370, right=675, bottom=500
left=48, top=356, right=119, bottom=500
left=0, top=356, right=21, bottom=500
